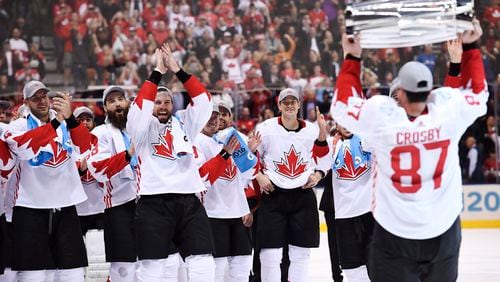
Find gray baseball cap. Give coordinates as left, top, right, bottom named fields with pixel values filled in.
left=73, top=106, right=94, bottom=118
left=157, top=86, right=173, bottom=100
left=278, top=88, right=299, bottom=103
left=218, top=101, right=232, bottom=116
left=212, top=103, right=220, bottom=113
left=102, top=85, right=126, bottom=104
left=397, top=61, right=433, bottom=93
left=23, top=80, right=50, bottom=99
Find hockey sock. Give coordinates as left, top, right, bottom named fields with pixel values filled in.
left=288, top=245, right=311, bottom=282
left=343, top=265, right=370, bottom=282
left=109, top=262, right=136, bottom=282
left=227, top=255, right=252, bottom=282
left=260, top=248, right=282, bottom=282
left=185, top=254, right=215, bottom=282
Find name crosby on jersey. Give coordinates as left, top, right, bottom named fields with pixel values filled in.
left=396, top=126, right=441, bottom=145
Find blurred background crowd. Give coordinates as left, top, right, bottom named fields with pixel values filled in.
left=0, top=0, right=498, bottom=183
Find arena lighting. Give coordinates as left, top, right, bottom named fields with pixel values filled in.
left=346, top=0, right=474, bottom=48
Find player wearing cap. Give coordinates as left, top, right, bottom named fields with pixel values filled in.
left=194, top=102, right=260, bottom=282
left=72, top=107, right=105, bottom=236
left=127, top=44, right=216, bottom=281
left=331, top=20, right=486, bottom=282
left=3, top=81, right=95, bottom=281
left=86, top=86, right=139, bottom=282
left=254, top=88, right=326, bottom=282
left=314, top=114, right=374, bottom=282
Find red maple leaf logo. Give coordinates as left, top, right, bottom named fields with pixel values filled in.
left=274, top=145, right=308, bottom=179
left=220, top=160, right=237, bottom=181
left=152, top=128, right=175, bottom=160
left=43, top=141, right=70, bottom=168
left=335, top=147, right=369, bottom=180
left=81, top=170, right=96, bottom=184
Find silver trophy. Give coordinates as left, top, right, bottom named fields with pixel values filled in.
left=346, top=0, right=474, bottom=48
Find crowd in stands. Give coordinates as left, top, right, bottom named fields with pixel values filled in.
left=0, top=0, right=499, bottom=182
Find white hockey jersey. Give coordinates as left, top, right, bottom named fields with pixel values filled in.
left=330, top=48, right=488, bottom=239
left=76, top=153, right=105, bottom=215
left=194, top=131, right=255, bottom=218
left=316, top=135, right=373, bottom=219
left=0, top=122, right=16, bottom=217
left=127, top=73, right=213, bottom=195
left=3, top=111, right=93, bottom=209
left=87, top=123, right=137, bottom=209
left=256, top=117, right=321, bottom=189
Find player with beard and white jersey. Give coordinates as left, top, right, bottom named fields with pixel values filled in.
left=194, top=103, right=260, bottom=282
left=3, top=81, right=95, bottom=281
left=86, top=86, right=139, bottom=282
left=314, top=116, right=374, bottom=282
left=73, top=107, right=105, bottom=236
left=254, top=88, right=328, bottom=282
left=127, top=44, right=215, bottom=282
left=331, top=21, right=486, bottom=282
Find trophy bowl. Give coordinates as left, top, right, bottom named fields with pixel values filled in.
left=346, top=0, right=475, bottom=48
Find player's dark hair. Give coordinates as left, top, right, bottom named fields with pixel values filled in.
left=405, top=90, right=430, bottom=103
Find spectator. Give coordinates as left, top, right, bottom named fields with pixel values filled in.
left=15, top=59, right=40, bottom=88
left=286, top=68, right=308, bottom=95
left=2, top=40, right=22, bottom=86
left=71, top=29, right=91, bottom=89
left=236, top=106, right=256, bottom=134
left=117, top=61, right=140, bottom=86
left=222, top=46, right=244, bottom=84
left=28, top=42, right=46, bottom=80
left=465, top=136, right=484, bottom=184
left=274, top=34, right=296, bottom=65
left=9, top=27, right=28, bottom=55
left=417, top=44, right=437, bottom=72
left=308, top=2, right=327, bottom=28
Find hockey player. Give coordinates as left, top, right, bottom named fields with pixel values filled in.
left=315, top=114, right=373, bottom=282
left=87, top=86, right=139, bottom=282
left=254, top=88, right=326, bottom=282
left=73, top=107, right=105, bottom=236
left=195, top=103, right=260, bottom=282
left=3, top=81, right=94, bottom=281
left=331, top=20, right=486, bottom=282
left=127, top=44, right=216, bottom=281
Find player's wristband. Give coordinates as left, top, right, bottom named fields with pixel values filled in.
left=219, top=149, right=231, bottom=160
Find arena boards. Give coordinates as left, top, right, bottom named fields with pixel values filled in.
left=317, top=184, right=500, bottom=230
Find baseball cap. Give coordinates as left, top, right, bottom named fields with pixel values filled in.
left=23, top=80, right=50, bottom=99
left=157, top=86, right=173, bottom=99
left=212, top=103, right=220, bottom=113
left=278, top=88, right=299, bottom=103
left=73, top=106, right=94, bottom=118
left=218, top=101, right=232, bottom=116
left=389, top=77, right=401, bottom=98
left=102, top=85, right=126, bottom=104
left=397, top=61, right=433, bottom=93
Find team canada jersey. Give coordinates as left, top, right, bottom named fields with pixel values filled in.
left=127, top=73, right=213, bottom=195
left=0, top=123, right=16, bottom=216
left=316, top=136, right=373, bottom=219
left=76, top=153, right=105, bottom=215
left=331, top=48, right=488, bottom=239
left=3, top=112, right=94, bottom=209
left=194, top=132, right=255, bottom=218
left=256, top=117, right=320, bottom=189
left=87, top=124, right=137, bottom=209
